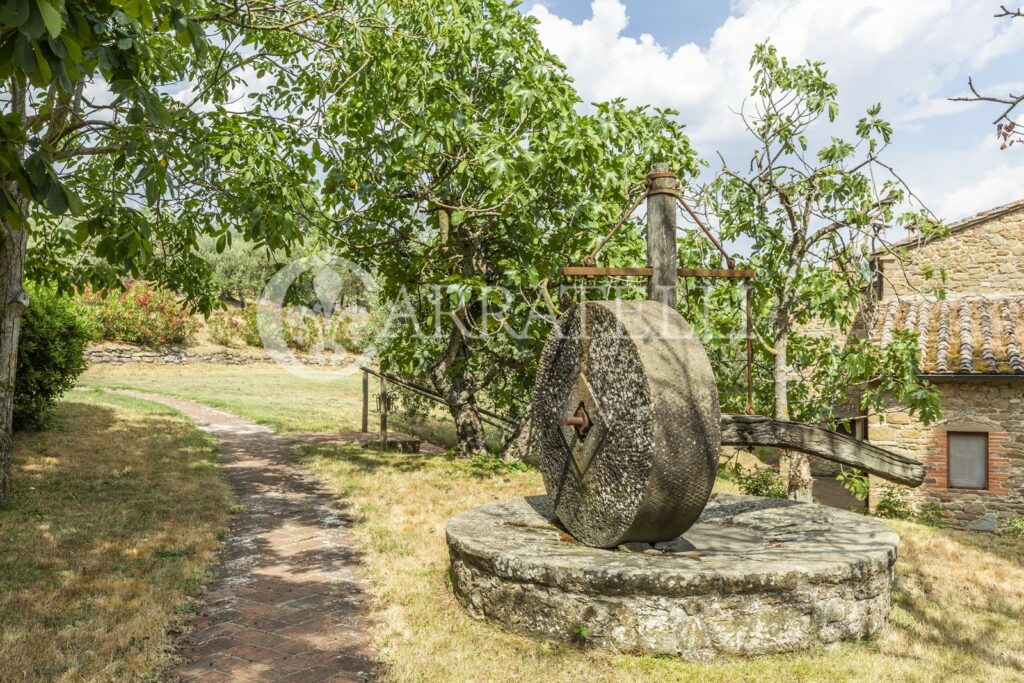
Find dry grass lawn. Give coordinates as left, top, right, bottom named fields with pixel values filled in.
left=300, top=443, right=1024, bottom=683
left=0, top=390, right=233, bottom=681
left=80, top=363, right=1024, bottom=681
left=80, top=363, right=498, bottom=449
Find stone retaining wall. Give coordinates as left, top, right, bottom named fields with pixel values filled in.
left=86, top=345, right=261, bottom=365
left=86, top=344, right=354, bottom=367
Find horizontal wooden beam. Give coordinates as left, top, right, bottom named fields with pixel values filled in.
left=720, top=414, right=925, bottom=487
left=561, top=266, right=756, bottom=279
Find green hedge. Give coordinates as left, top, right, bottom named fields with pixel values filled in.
left=14, top=285, right=96, bottom=430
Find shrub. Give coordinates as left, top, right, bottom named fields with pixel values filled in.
left=874, top=485, right=913, bottom=521
left=915, top=500, right=946, bottom=528
left=730, top=463, right=787, bottom=499
left=240, top=304, right=263, bottom=347
left=207, top=310, right=243, bottom=347
left=239, top=303, right=368, bottom=354
left=83, top=282, right=197, bottom=347
left=337, top=311, right=377, bottom=354
left=14, top=284, right=96, bottom=430
left=999, top=516, right=1024, bottom=539
left=281, top=309, right=317, bottom=351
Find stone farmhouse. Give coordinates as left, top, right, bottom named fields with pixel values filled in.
left=864, top=200, right=1024, bottom=530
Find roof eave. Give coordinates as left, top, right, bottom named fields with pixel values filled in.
left=918, top=373, right=1024, bottom=383
left=875, top=198, right=1024, bottom=256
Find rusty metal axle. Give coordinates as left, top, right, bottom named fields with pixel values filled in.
left=564, top=403, right=592, bottom=440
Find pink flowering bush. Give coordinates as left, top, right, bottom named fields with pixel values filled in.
left=81, top=282, right=198, bottom=347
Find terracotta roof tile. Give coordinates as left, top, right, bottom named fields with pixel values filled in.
left=958, top=298, right=973, bottom=372
left=917, top=300, right=931, bottom=368
left=1002, top=300, right=1024, bottom=373
left=871, top=294, right=1024, bottom=375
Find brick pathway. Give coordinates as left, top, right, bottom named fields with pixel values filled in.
left=117, top=391, right=382, bottom=682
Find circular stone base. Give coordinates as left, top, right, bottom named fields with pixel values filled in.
left=446, top=494, right=899, bottom=660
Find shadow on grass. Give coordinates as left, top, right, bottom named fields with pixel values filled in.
left=1, top=399, right=232, bottom=680
left=889, top=529, right=1024, bottom=673
left=894, top=582, right=1024, bottom=672
left=295, top=441, right=535, bottom=483
left=954, top=528, right=1024, bottom=568
left=295, top=442, right=438, bottom=474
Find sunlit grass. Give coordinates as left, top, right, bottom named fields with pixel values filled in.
left=301, top=443, right=1024, bottom=682
left=0, top=391, right=233, bottom=681
left=80, top=363, right=504, bottom=449
left=79, top=363, right=1024, bottom=681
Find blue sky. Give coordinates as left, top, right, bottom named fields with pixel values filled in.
left=526, top=0, right=731, bottom=50
left=523, top=0, right=1024, bottom=221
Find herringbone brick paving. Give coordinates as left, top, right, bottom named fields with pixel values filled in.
left=118, top=391, right=386, bottom=682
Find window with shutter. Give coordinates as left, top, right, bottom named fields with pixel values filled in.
left=947, top=432, right=988, bottom=490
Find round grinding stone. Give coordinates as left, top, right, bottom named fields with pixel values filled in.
left=532, top=300, right=721, bottom=548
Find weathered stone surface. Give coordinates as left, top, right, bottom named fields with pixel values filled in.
left=447, top=494, right=899, bottom=660
left=968, top=512, right=998, bottom=531
left=531, top=300, right=720, bottom=547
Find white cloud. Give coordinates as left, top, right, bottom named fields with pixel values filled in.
left=171, top=66, right=276, bottom=114
left=527, top=0, right=1024, bottom=146
left=528, top=0, right=1024, bottom=221
left=929, top=134, right=1024, bottom=220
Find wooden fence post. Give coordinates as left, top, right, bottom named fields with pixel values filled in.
left=379, top=376, right=389, bottom=451
left=361, top=370, right=369, bottom=432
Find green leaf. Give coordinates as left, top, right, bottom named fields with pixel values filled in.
left=34, top=0, right=62, bottom=39
left=14, top=36, right=35, bottom=73
left=45, top=181, right=67, bottom=215
left=0, top=0, right=31, bottom=27
left=31, top=41, right=52, bottom=83
left=73, top=220, right=90, bottom=244
left=144, top=176, right=159, bottom=206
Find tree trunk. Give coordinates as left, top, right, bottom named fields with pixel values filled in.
left=451, top=399, right=487, bottom=458
left=430, top=325, right=488, bottom=459
left=500, top=413, right=537, bottom=465
left=0, top=222, right=28, bottom=496
left=430, top=205, right=488, bottom=458
left=774, top=330, right=813, bottom=501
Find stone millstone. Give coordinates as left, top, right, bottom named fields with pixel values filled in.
left=532, top=300, right=720, bottom=547
left=446, top=495, right=900, bottom=660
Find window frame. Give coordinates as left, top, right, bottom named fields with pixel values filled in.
left=946, top=431, right=989, bottom=491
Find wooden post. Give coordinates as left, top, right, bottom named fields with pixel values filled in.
left=745, top=283, right=754, bottom=415
left=361, top=370, right=369, bottom=433
left=379, top=376, right=389, bottom=451
left=646, top=162, right=678, bottom=307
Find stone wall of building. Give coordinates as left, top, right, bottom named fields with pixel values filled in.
left=878, top=205, right=1024, bottom=297
left=868, top=381, right=1024, bottom=529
